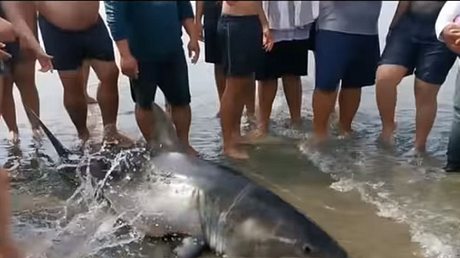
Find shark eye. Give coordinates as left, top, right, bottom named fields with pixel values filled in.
left=302, top=244, right=312, bottom=254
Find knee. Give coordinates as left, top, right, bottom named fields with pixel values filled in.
left=100, top=65, right=119, bottom=85
left=414, top=83, right=439, bottom=104
left=375, top=67, right=403, bottom=88
left=135, top=103, right=153, bottom=114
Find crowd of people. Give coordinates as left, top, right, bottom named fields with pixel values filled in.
left=1, top=1, right=460, bottom=256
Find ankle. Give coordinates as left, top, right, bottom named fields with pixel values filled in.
left=103, top=123, right=118, bottom=135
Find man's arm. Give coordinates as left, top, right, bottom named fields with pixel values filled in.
left=104, top=1, right=131, bottom=57
left=178, top=1, right=197, bottom=41
left=194, top=1, right=204, bottom=41
left=0, top=18, right=15, bottom=43
left=257, top=1, right=273, bottom=51
left=178, top=1, right=200, bottom=63
left=1, top=2, right=39, bottom=52
left=257, top=1, right=269, bottom=31
left=389, top=1, right=411, bottom=29
left=195, top=1, right=204, bottom=25
left=104, top=1, right=138, bottom=78
left=435, top=1, right=460, bottom=41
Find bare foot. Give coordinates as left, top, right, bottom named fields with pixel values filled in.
left=32, top=128, right=43, bottom=141
left=103, top=128, right=135, bottom=148
left=291, top=120, right=302, bottom=130
left=245, top=114, right=257, bottom=129
left=185, top=144, right=199, bottom=157
left=414, top=143, right=426, bottom=153
left=8, top=131, right=20, bottom=144
left=85, top=95, right=98, bottom=104
left=245, top=128, right=268, bottom=144
left=223, top=146, right=249, bottom=160
left=233, top=134, right=252, bottom=145
left=379, top=125, right=396, bottom=147
left=104, top=133, right=134, bottom=148
left=308, top=133, right=328, bottom=146
left=78, top=129, right=91, bottom=145
left=338, top=129, right=354, bottom=140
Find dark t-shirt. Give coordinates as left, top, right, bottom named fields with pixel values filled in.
left=105, top=1, right=194, bottom=62
left=408, top=1, right=446, bottom=22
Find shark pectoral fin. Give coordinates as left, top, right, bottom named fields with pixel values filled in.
left=173, top=236, right=208, bottom=258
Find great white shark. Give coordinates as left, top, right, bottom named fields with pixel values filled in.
left=26, top=104, right=349, bottom=258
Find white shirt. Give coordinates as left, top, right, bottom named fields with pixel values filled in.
left=263, top=1, right=318, bottom=43
left=435, top=1, right=460, bottom=42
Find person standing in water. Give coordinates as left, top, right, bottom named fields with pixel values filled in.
left=0, top=2, right=41, bottom=143
left=311, top=1, right=382, bottom=144
left=105, top=1, right=200, bottom=156
left=217, top=1, right=273, bottom=159
left=0, top=19, right=21, bottom=257
left=0, top=15, right=16, bottom=131
left=249, top=1, right=316, bottom=142
left=376, top=1, right=456, bottom=153
left=3, top=1, right=134, bottom=147
left=435, top=1, right=460, bottom=173
left=195, top=1, right=256, bottom=122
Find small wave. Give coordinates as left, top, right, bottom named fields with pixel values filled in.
left=299, top=142, right=459, bottom=258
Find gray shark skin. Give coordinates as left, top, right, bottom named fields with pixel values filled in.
left=29, top=103, right=349, bottom=258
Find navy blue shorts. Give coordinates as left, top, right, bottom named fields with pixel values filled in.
left=256, top=39, right=309, bottom=81
left=217, top=15, right=263, bottom=77
left=314, top=30, right=380, bottom=91
left=129, top=51, right=191, bottom=109
left=203, top=1, right=222, bottom=64
left=379, top=14, right=456, bottom=85
left=38, top=15, right=115, bottom=71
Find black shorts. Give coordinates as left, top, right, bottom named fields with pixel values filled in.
left=379, top=14, right=456, bottom=85
left=203, top=1, right=222, bottom=64
left=0, top=41, right=19, bottom=75
left=38, top=15, right=115, bottom=71
left=129, top=51, right=191, bottom=109
left=217, top=15, right=263, bottom=77
left=256, top=39, right=309, bottom=81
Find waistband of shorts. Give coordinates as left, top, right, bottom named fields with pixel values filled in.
left=38, top=14, right=103, bottom=33
left=220, top=14, right=259, bottom=22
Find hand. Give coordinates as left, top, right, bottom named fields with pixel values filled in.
left=442, top=23, right=460, bottom=44
left=0, top=240, right=23, bottom=258
left=262, top=27, right=274, bottom=52
left=120, top=53, right=139, bottom=79
left=442, top=24, right=460, bottom=54
left=35, top=47, right=53, bottom=73
left=188, top=39, right=200, bottom=64
left=195, top=21, right=204, bottom=42
left=0, top=42, right=11, bottom=61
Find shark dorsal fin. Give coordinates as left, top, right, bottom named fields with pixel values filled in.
left=25, top=106, right=72, bottom=159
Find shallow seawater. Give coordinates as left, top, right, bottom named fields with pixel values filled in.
left=1, top=2, right=460, bottom=258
